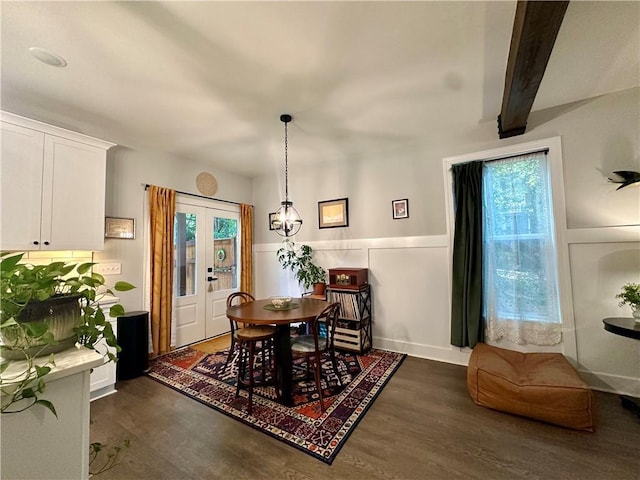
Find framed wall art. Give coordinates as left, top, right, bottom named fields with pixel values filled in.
left=318, top=198, right=349, bottom=229
left=105, top=217, right=135, bottom=239
left=268, top=212, right=278, bottom=230
left=392, top=199, right=409, bottom=219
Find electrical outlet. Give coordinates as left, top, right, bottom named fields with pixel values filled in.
left=96, top=262, right=121, bottom=275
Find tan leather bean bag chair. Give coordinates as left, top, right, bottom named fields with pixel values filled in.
left=467, top=343, right=595, bottom=432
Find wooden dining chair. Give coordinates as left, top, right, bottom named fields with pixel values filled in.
left=225, top=292, right=276, bottom=369
left=225, top=291, right=256, bottom=369
left=226, top=292, right=278, bottom=415
left=290, top=302, right=343, bottom=412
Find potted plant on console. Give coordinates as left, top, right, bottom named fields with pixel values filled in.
left=616, top=282, right=640, bottom=321
left=1, top=252, right=135, bottom=477
left=276, top=239, right=327, bottom=296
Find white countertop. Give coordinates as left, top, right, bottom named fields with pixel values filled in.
left=1, top=346, right=103, bottom=389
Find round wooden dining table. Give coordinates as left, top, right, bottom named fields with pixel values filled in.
left=226, top=297, right=330, bottom=406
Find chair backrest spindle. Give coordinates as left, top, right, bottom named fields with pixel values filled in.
left=309, top=302, right=341, bottom=353
left=226, top=292, right=255, bottom=331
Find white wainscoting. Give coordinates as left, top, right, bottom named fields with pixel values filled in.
left=255, top=236, right=470, bottom=367
left=568, top=238, right=640, bottom=397
left=257, top=225, right=639, bottom=396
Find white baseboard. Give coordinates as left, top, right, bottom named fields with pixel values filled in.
left=374, top=336, right=471, bottom=366
left=376, top=336, right=640, bottom=397
left=577, top=370, right=640, bottom=397
left=90, top=385, right=117, bottom=401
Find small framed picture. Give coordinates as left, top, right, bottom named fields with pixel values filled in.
left=392, top=199, right=409, bottom=219
left=268, top=212, right=278, bottom=230
left=318, top=198, right=349, bottom=229
left=105, top=217, right=135, bottom=239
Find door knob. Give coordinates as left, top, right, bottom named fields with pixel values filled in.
left=207, top=276, right=218, bottom=282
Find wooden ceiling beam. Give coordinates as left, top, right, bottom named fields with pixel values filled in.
left=497, top=1, right=569, bottom=139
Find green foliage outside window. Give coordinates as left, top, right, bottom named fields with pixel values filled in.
left=179, top=215, right=237, bottom=241
left=486, top=157, right=550, bottom=236
left=484, top=154, right=560, bottom=322
left=214, top=217, right=237, bottom=239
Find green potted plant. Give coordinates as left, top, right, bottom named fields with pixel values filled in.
left=0, top=251, right=134, bottom=416
left=276, top=240, right=327, bottom=295
left=616, top=282, right=640, bottom=320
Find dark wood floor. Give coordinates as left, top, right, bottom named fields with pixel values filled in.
left=91, top=356, right=640, bottom=480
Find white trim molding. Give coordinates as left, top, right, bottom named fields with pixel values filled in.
left=1, top=110, right=116, bottom=150
left=566, top=225, right=640, bottom=244
left=442, top=136, right=578, bottom=361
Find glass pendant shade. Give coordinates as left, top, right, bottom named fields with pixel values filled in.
left=273, top=200, right=302, bottom=237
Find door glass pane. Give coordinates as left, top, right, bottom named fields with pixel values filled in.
left=213, top=217, right=238, bottom=291
left=175, top=212, right=197, bottom=297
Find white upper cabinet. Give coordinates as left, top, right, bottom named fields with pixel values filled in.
left=0, top=121, right=45, bottom=249
left=1, top=112, right=115, bottom=251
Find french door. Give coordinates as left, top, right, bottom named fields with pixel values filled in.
left=173, top=196, right=240, bottom=347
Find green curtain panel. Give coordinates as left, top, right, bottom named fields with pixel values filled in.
left=450, top=161, right=484, bottom=348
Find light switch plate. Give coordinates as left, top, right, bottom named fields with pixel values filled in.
left=96, top=262, right=121, bottom=275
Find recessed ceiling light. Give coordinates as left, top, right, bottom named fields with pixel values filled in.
left=29, top=47, right=67, bottom=67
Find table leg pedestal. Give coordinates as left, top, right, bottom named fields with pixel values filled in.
left=275, top=324, right=294, bottom=406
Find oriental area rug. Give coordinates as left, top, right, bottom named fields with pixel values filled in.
left=147, top=345, right=405, bottom=464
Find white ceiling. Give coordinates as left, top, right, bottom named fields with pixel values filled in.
left=1, top=1, right=638, bottom=178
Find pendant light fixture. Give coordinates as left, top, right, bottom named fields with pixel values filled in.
left=271, top=114, right=303, bottom=236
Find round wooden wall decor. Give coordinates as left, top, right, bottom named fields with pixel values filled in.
left=196, top=172, right=218, bottom=196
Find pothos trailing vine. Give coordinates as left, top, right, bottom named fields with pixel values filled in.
left=0, top=251, right=134, bottom=416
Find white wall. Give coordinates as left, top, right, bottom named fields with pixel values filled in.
left=568, top=236, right=640, bottom=394
left=94, top=147, right=252, bottom=310
left=252, top=87, right=640, bottom=396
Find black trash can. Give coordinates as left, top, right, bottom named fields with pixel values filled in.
left=116, top=310, right=149, bottom=380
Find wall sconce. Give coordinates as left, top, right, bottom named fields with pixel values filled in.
left=608, top=171, right=640, bottom=190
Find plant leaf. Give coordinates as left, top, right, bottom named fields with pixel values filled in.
left=92, top=272, right=105, bottom=285
left=81, top=277, right=99, bottom=287
left=35, top=399, right=58, bottom=418
left=21, top=387, right=36, bottom=398
left=109, top=304, right=125, bottom=317
left=35, top=365, right=52, bottom=377
left=1, top=318, right=18, bottom=328
left=25, top=322, right=49, bottom=338
left=114, top=281, right=135, bottom=292
left=0, top=253, right=24, bottom=272
left=77, top=262, right=95, bottom=275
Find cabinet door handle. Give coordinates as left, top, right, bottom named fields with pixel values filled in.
left=43, top=241, right=50, bottom=246
left=33, top=241, right=39, bottom=245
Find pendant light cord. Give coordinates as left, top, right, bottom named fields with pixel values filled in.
left=273, top=113, right=301, bottom=237
left=284, top=120, right=289, bottom=202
